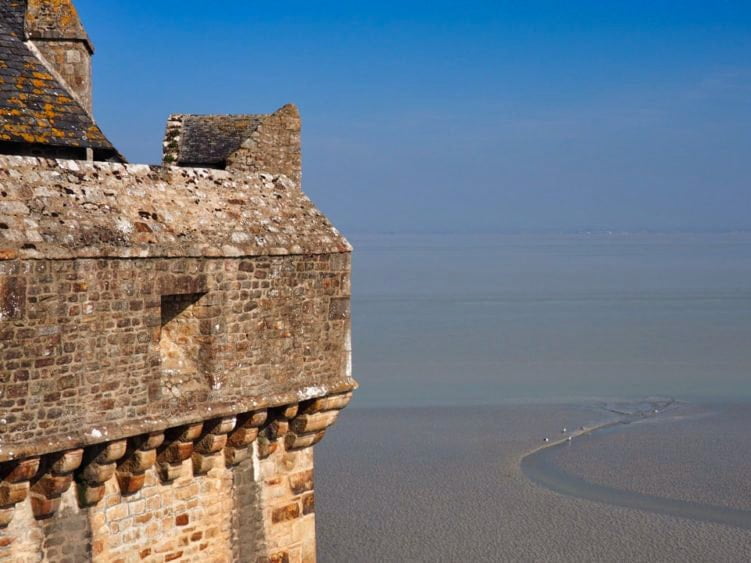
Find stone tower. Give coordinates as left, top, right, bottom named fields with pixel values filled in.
left=25, top=0, right=95, bottom=114
left=0, top=2, right=356, bottom=561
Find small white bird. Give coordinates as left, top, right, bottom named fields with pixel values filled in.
left=562, top=427, right=568, bottom=433
left=567, top=436, right=573, bottom=442
left=543, top=437, right=550, bottom=443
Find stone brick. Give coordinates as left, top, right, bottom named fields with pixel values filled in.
left=272, top=502, right=300, bottom=524
left=288, top=471, right=314, bottom=495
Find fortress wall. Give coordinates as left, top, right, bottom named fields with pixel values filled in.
left=0, top=155, right=349, bottom=262
left=0, top=154, right=354, bottom=561
left=0, top=253, right=351, bottom=457
left=0, top=438, right=319, bottom=563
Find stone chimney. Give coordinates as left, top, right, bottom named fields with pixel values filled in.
left=24, top=0, right=94, bottom=114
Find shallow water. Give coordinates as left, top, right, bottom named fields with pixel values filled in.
left=521, top=403, right=751, bottom=531
left=315, top=234, right=751, bottom=561
left=351, top=233, right=751, bottom=406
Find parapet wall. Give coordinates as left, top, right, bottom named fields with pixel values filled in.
left=0, top=155, right=349, bottom=261
left=0, top=153, right=355, bottom=561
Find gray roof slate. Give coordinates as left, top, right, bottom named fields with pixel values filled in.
left=0, top=5, right=118, bottom=156
left=176, top=115, right=262, bottom=166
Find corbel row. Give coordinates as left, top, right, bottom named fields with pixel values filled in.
left=0, top=391, right=352, bottom=528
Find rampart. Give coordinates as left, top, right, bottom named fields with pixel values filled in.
left=0, top=155, right=356, bottom=562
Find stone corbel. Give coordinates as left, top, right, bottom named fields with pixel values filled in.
left=257, top=404, right=299, bottom=459
left=30, top=449, right=84, bottom=519
left=0, top=457, right=40, bottom=528
left=286, top=392, right=352, bottom=450
left=75, top=440, right=128, bottom=507
left=156, top=423, right=203, bottom=482
left=224, top=409, right=267, bottom=467
left=192, top=417, right=237, bottom=475
left=116, top=432, right=164, bottom=495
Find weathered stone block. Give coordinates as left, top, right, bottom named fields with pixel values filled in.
left=77, top=483, right=106, bottom=507
left=118, top=448, right=156, bottom=474
left=227, top=427, right=259, bottom=448
left=94, top=439, right=128, bottom=464
left=284, top=431, right=326, bottom=451
left=302, top=493, right=315, bottom=515
left=0, top=276, right=26, bottom=321
left=191, top=452, right=221, bottom=476
left=271, top=502, right=300, bottom=524
left=288, top=470, right=313, bottom=495
left=33, top=474, right=73, bottom=498
left=159, top=442, right=194, bottom=465
left=1, top=458, right=39, bottom=483
left=79, top=461, right=116, bottom=486
left=140, top=432, right=166, bottom=451
left=116, top=472, right=145, bottom=495
left=51, top=449, right=84, bottom=475
left=257, top=438, right=278, bottom=460
left=0, top=482, right=29, bottom=506
left=156, top=461, right=184, bottom=483
left=177, top=423, right=204, bottom=443
left=30, top=492, right=61, bottom=520
left=301, top=392, right=353, bottom=414
left=224, top=446, right=251, bottom=467
left=194, top=433, right=228, bottom=455
left=290, top=411, right=339, bottom=434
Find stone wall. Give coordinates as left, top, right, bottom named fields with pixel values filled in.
left=226, top=105, right=302, bottom=185
left=30, top=40, right=92, bottom=115
left=0, top=110, right=353, bottom=559
left=0, top=155, right=348, bottom=261
left=0, top=252, right=352, bottom=458
left=0, top=391, right=351, bottom=562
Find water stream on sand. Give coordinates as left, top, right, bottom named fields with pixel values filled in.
left=521, top=399, right=751, bottom=530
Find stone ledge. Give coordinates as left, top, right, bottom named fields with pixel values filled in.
left=0, top=390, right=353, bottom=527
left=0, top=380, right=357, bottom=463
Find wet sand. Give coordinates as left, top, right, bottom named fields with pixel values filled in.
left=522, top=401, right=751, bottom=531
left=315, top=402, right=751, bottom=562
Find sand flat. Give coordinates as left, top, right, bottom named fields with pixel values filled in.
left=316, top=403, right=751, bottom=562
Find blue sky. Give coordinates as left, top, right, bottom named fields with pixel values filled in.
left=78, top=1, right=751, bottom=233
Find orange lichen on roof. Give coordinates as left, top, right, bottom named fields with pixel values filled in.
left=25, top=0, right=89, bottom=43
left=0, top=10, right=115, bottom=152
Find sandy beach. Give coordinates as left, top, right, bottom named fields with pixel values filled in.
left=315, top=402, right=751, bottom=562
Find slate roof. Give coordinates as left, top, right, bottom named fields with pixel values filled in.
left=0, top=1, right=26, bottom=37
left=175, top=115, right=262, bottom=166
left=0, top=8, right=118, bottom=157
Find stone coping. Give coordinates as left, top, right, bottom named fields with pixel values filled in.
left=0, top=155, right=351, bottom=260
